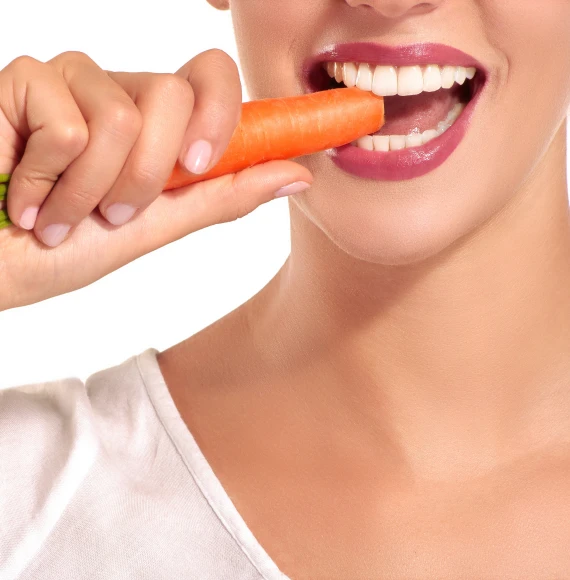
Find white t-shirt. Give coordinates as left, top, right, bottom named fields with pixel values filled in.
left=0, top=349, right=292, bottom=580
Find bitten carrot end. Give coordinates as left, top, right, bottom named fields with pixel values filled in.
left=164, top=87, right=384, bottom=191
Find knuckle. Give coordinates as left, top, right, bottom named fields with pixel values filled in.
left=189, top=49, right=240, bottom=90
left=218, top=178, right=249, bottom=223
left=62, top=188, right=102, bottom=213
left=151, top=73, right=194, bottom=101
left=48, top=51, right=101, bottom=79
left=200, top=49, right=238, bottom=73
left=194, top=52, right=241, bottom=126
left=100, top=102, right=142, bottom=140
left=11, top=170, right=56, bottom=194
left=49, top=123, right=89, bottom=156
left=8, top=55, right=41, bottom=72
left=204, top=98, right=238, bottom=129
left=56, top=50, right=94, bottom=65
left=128, top=161, right=163, bottom=190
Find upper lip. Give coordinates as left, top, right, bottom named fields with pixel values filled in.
left=302, top=42, right=488, bottom=93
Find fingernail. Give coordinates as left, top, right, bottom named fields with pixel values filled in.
left=41, top=223, right=70, bottom=247
left=274, top=181, right=311, bottom=198
left=19, top=206, right=39, bottom=230
left=184, top=139, right=212, bottom=174
left=105, top=203, right=137, bottom=226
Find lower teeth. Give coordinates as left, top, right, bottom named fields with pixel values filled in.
left=352, top=102, right=465, bottom=151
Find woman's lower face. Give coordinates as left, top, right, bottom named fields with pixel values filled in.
left=222, top=0, right=570, bottom=265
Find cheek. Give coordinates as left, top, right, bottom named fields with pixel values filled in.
left=231, top=0, right=312, bottom=100
left=473, top=1, right=570, bottom=205
left=481, top=0, right=570, bottom=146
left=231, top=0, right=570, bottom=266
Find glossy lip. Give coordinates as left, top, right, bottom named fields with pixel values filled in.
left=301, top=42, right=489, bottom=181
left=302, top=42, right=488, bottom=93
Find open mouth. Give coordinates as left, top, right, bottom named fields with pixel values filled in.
left=310, top=61, right=486, bottom=151
left=302, top=43, right=488, bottom=181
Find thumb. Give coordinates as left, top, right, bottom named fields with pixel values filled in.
left=131, top=159, right=313, bottom=252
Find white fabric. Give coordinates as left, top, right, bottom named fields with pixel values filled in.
left=0, top=349, right=291, bottom=580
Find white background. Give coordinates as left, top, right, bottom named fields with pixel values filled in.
left=0, top=1, right=569, bottom=387
left=0, top=0, right=293, bottom=387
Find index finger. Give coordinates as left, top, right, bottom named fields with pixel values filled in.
left=174, top=49, right=242, bottom=176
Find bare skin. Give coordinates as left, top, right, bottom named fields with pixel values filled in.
left=158, top=133, right=570, bottom=578
left=0, top=0, right=569, bottom=576
left=158, top=0, right=570, bottom=577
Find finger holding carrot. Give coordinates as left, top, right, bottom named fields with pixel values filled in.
left=0, top=50, right=314, bottom=311
left=98, top=48, right=248, bottom=224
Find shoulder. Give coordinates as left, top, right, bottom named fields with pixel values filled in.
left=0, top=351, right=157, bottom=529
left=0, top=351, right=162, bottom=488
left=0, top=352, right=139, bottom=432
left=0, top=374, right=100, bottom=566
left=0, top=350, right=160, bottom=453
left=0, top=375, right=89, bottom=452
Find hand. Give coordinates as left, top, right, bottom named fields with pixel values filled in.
left=0, top=50, right=312, bottom=311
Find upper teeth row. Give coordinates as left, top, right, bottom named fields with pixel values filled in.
left=324, top=62, right=476, bottom=97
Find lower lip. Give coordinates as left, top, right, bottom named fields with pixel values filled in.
left=328, top=83, right=484, bottom=181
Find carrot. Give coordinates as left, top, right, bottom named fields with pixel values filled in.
left=163, top=86, right=384, bottom=191
left=0, top=88, right=383, bottom=230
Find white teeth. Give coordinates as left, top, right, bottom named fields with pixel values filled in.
left=334, top=62, right=343, bottom=83
left=455, top=66, right=467, bottom=85
left=321, top=61, right=473, bottom=152
left=397, top=65, right=424, bottom=96
left=389, top=135, right=407, bottom=150
left=422, top=65, right=442, bottom=93
left=350, top=102, right=466, bottom=151
left=342, top=62, right=358, bottom=88
left=405, top=134, right=424, bottom=148
left=373, top=135, right=390, bottom=152
left=446, top=102, right=463, bottom=123
left=436, top=120, right=451, bottom=135
left=440, top=65, right=456, bottom=89
left=372, top=65, right=398, bottom=97
left=356, top=135, right=374, bottom=150
left=421, top=129, right=439, bottom=144
left=355, top=63, right=373, bottom=91
left=324, top=61, right=477, bottom=97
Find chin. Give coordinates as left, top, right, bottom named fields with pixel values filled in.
left=289, top=166, right=505, bottom=268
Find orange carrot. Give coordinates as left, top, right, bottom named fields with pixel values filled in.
left=163, top=87, right=384, bottom=191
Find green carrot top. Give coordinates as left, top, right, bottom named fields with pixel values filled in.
left=0, top=173, right=12, bottom=229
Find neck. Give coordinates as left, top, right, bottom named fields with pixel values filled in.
left=251, top=122, right=570, bottom=475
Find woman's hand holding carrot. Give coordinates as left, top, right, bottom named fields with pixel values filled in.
left=0, top=49, right=314, bottom=311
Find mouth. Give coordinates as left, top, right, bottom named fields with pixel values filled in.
left=302, top=43, right=488, bottom=180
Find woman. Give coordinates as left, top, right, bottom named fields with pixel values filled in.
left=1, top=0, right=569, bottom=578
